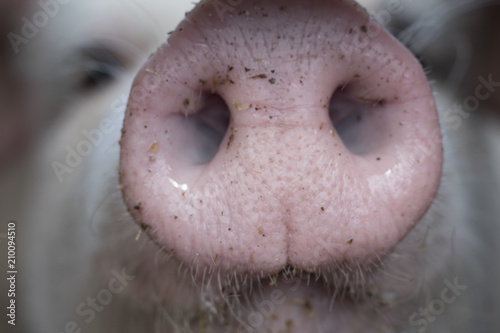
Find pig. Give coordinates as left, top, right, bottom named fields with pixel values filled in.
left=1, top=0, right=499, bottom=332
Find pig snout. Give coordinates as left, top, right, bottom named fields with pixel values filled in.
left=120, top=0, right=442, bottom=277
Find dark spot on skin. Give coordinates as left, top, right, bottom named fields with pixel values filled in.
left=221, top=212, right=224, bottom=216
left=271, top=69, right=275, bottom=73
left=376, top=157, right=381, bottom=161
left=252, top=74, right=267, bottom=79
left=183, top=98, right=190, bottom=107
left=349, top=28, right=353, bottom=34
left=228, top=65, right=234, bottom=72
left=269, top=78, right=276, bottom=84
left=244, top=67, right=251, bottom=72
left=228, top=227, right=231, bottom=231
left=340, top=54, right=345, bottom=59
left=346, top=239, right=353, bottom=245
left=140, top=222, right=151, bottom=231
left=321, top=207, right=325, bottom=211
left=285, top=319, right=294, bottom=328
left=399, top=122, right=403, bottom=126
left=279, top=5, right=286, bottom=11
left=354, top=74, right=360, bottom=78
left=361, top=25, right=368, bottom=32
left=303, top=299, right=313, bottom=312
left=199, top=79, right=206, bottom=86
left=134, top=203, right=142, bottom=210
left=174, top=216, right=178, bottom=219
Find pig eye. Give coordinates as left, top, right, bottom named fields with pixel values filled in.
left=58, top=46, right=124, bottom=96
left=74, top=47, right=122, bottom=91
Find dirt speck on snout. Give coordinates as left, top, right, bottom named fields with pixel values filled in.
left=357, top=96, right=386, bottom=107
left=149, top=142, right=159, bottom=154
left=227, top=134, right=235, bottom=149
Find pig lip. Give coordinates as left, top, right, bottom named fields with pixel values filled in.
left=260, top=264, right=380, bottom=302
left=197, top=255, right=397, bottom=307
left=191, top=261, right=407, bottom=332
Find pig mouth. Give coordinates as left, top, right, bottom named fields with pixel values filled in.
left=159, top=243, right=427, bottom=332
left=207, top=263, right=391, bottom=308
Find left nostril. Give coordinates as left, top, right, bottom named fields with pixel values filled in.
left=181, top=93, right=231, bottom=165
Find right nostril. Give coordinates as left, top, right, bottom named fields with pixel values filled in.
left=328, top=85, right=391, bottom=156
left=170, top=93, right=230, bottom=166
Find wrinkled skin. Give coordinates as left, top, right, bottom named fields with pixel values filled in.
left=0, top=0, right=499, bottom=333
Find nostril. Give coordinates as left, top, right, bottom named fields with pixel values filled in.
left=328, top=85, right=391, bottom=156
left=178, top=93, right=230, bottom=165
